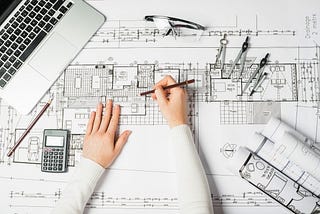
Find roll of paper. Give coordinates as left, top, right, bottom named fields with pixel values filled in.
left=275, top=132, right=320, bottom=182
left=246, top=132, right=320, bottom=196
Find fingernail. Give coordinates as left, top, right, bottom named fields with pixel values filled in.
left=155, top=89, right=160, bottom=96
left=127, top=130, right=132, bottom=135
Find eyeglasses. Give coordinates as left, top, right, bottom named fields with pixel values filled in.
left=144, top=15, right=206, bottom=39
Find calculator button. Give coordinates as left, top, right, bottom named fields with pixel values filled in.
left=54, top=156, right=58, bottom=159
left=44, top=159, right=48, bottom=162
left=44, top=163, right=47, bottom=166
left=49, top=163, right=52, bottom=166
left=59, top=156, right=63, bottom=159
left=49, top=152, right=53, bottom=155
left=54, top=152, right=58, bottom=155
left=48, top=167, right=52, bottom=170
left=43, top=167, right=47, bottom=170
left=44, top=151, right=48, bottom=155
left=59, top=160, right=63, bottom=163
left=53, top=167, right=57, bottom=170
left=53, top=163, right=57, bottom=166
left=49, top=156, right=53, bottom=159
left=44, top=155, right=48, bottom=159
left=59, top=152, right=63, bottom=155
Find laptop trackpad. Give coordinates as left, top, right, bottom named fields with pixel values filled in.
left=29, top=32, right=77, bottom=80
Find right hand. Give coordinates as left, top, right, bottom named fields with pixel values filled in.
left=152, top=75, right=187, bottom=128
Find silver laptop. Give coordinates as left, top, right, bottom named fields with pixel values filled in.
left=0, top=0, right=105, bottom=114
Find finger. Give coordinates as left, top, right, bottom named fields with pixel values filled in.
left=155, top=86, right=168, bottom=107
left=154, top=75, right=177, bottom=88
left=92, top=103, right=103, bottom=132
left=171, top=87, right=186, bottom=98
left=107, top=104, right=121, bottom=139
left=152, top=76, right=177, bottom=100
left=99, top=100, right=113, bottom=132
left=114, top=130, right=132, bottom=156
left=151, top=93, right=157, bottom=100
left=155, top=75, right=184, bottom=95
left=85, top=111, right=96, bottom=136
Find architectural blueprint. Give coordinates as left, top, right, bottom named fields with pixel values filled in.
left=233, top=147, right=320, bottom=214
left=0, top=0, right=320, bottom=213
left=234, top=118, right=320, bottom=213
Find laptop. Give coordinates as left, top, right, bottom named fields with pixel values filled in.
left=0, top=0, right=105, bottom=114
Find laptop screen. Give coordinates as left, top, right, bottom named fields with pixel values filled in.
left=0, top=0, right=22, bottom=25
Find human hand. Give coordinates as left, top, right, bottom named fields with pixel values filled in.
left=82, top=100, right=131, bottom=168
left=152, top=75, right=187, bottom=128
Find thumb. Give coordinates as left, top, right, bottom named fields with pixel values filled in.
left=114, top=130, right=131, bottom=156
left=155, top=86, right=168, bottom=107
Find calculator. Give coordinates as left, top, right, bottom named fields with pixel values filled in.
left=41, top=129, right=70, bottom=173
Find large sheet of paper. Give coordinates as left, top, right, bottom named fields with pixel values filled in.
left=1, top=0, right=320, bottom=213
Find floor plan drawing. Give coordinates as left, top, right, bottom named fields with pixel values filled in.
left=0, top=0, right=320, bottom=213
left=237, top=148, right=320, bottom=214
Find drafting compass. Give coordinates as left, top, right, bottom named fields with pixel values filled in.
left=214, top=34, right=228, bottom=72
left=243, top=53, right=270, bottom=95
left=228, top=36, right=249, bottom=79
left=249, top=73, right=268, bottom=96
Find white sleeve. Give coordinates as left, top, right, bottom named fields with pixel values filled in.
left=170, top=125, right=214, bottom=214
left=51, top=157, right=105, bottom=214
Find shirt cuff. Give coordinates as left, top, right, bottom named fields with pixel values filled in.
left=170, top=124, right=192, bottom=139
left=75, top=157, right=105, bottom=189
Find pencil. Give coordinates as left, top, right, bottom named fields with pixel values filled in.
left=7, top=98, right=53, bottom=157
left=140, top=79, right=195, bottom=96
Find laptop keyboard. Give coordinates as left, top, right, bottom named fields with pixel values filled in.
left=0, top=0, right=73, bottom=88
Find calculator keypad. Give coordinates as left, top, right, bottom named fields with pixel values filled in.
left=42, top=148, right=65, bottom=172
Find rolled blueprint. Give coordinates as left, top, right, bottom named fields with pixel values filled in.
left=262, top=117, right=320, bottom=155
left=276, top=132, right=320, bottom=182
left=226, top=146, right=251, bottom=176
left=228, top=147, right=320, bottom=213
left=246, top=132, right=320, bottom=197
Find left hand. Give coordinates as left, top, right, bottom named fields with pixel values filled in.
left=82, top=100, right=132, bottom=168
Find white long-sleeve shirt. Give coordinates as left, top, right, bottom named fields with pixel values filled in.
left=52, top=125, right=213, bottom=214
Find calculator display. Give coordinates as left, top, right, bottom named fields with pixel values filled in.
left=45, top=136, right=64, bottom=147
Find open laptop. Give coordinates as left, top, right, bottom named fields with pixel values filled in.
left=0, top=0, right=105, bottom=114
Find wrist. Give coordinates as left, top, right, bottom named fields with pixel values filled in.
left=82, top=154, right=106, bottom=168
left=169, top=120, right=187, bottom=128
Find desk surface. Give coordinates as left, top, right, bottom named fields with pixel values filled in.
left=1, top=0, right=320, bottom=213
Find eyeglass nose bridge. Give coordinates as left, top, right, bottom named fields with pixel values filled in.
left=144, top=15, right=206, bottom=38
